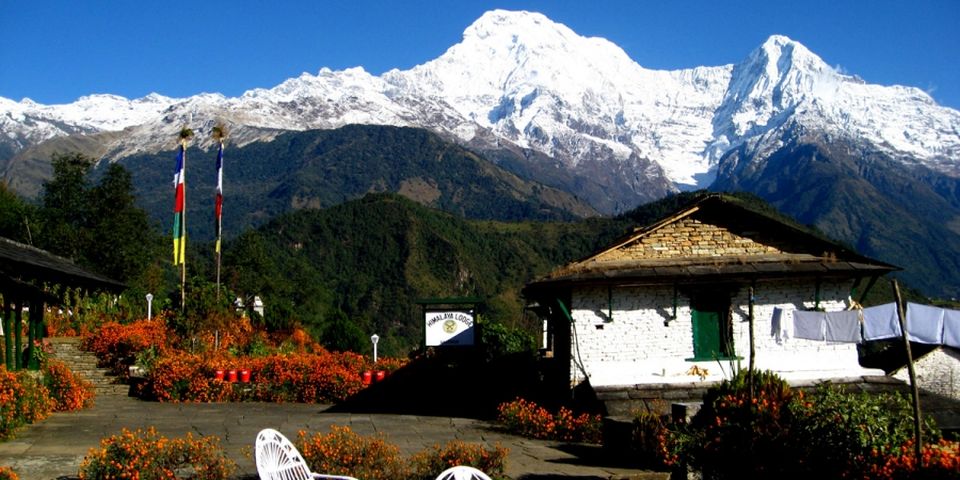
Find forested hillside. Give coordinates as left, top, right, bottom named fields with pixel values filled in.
left=218, top=193, right=628, bottom=355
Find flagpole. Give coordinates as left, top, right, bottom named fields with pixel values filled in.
left=180, top=137, right=187, bottom=311
left=215, top=139, right=223, bottom=300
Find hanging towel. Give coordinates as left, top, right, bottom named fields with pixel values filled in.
left=906, top=302, right=945, bottom=344
left=770, top=307, right=792, bottom=344
left=824, top=310, right=862, bottom=343
left=862, top=303, right=901, bottom=341
left=942, top=308, right=960, bottom=349
left=793, top=310, right=825, bottom=341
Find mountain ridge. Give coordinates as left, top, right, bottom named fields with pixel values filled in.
left=2, top=9, right=960, bottom=297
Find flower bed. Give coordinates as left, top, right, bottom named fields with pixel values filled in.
left=135, top=349, right=405, bottom=403
left=496, top=397, right=602, bottom=443
left=78, top=427, right=235, bottom=480
left=297, top=425, right=508, bottom=480
left=0, top=366, right=54, bottom=439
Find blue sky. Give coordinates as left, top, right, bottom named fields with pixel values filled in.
left=2, top=1, right=958, bottom=109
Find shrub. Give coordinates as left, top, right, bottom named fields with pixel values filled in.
left=496, top=397, right=601, bottom=443
left=408, top=440, right=509, bottom=480
left=675, top=369, right=953, bottom=479
left=683, top=369, right=796, bottom=478
left=0, top=466, right=18, bottom=480
left=296, top=426, right=509, bottom=480
left=78, top=427, right=235, bottom=480
left=42, top=359, right=95, bottom=411
left=629, top=411, right=678, bottom=469
left=868, top=438, right=960, bottom=479
left=82, top=318, right=170, bottom=376
left=0, top=367, right=54, bottom=439
left=140, top=352, right=233, bottom=402
left=297, top=426, right=408, bottom=480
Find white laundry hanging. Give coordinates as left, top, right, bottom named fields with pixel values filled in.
left=862, top=303, right=901, bottom=341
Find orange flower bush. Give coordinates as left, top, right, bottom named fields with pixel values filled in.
left=139, top=352, right=233, bottom=403
left=496, top=397, right=601, bottom=443
left=867, top=438, right=960, bottom=479
left=296, top=426, right=509, bottom=480
left=408, top=440, right=509, bottom=480
left=42, top=359, right=95, bottom=411
left=249, top=352, right=364, bottom=403
left=78, top=427, right=235, bottom=480
left=0, top=366, right=54, bottom=439
left=0, top=466, right=18, bottom=480
left=82, top=318, right=170, bottom=376
left=137, top=349, right=384, bottom=403
left=298, top=426, right=408, bottom=480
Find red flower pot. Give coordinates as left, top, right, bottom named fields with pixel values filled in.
left=375, top=370, right=386, bottom=382
left=240, top=369, right=251, bottom=383
left=362, top=370, right=372, bottom=385
left=227, top=370, right=237, bottom=382
left=215, top=369, right=225, bottom=380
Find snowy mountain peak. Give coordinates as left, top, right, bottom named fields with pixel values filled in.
left=2, top=10, right=959, bottom=206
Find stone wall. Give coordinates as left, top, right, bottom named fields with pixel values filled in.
left=568, top=278, right=877, bottom=387
left=893, top=347, right=960, bottom=401
left=598, top=217, right=785, bottom=261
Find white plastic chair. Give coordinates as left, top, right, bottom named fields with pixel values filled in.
left=255, top=428, right=358, bottom=480
left=435, top=465, right=493, bottom=480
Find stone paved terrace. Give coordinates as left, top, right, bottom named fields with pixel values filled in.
left=0, top=394, right=669, bottom=480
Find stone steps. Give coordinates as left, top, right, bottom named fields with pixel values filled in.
left=46, top=336, right=130, bottom=397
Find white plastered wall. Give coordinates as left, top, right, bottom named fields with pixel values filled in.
left=568, top=279, right=884, bottom=387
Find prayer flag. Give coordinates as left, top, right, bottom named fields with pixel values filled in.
left=172, top=145, right=186, bottom=265
left=214, top=141, right=223, bottom=253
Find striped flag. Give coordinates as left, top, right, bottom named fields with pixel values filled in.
left=214, top=141, right=223, bottom=253
left=172, top=144, right=186, bottom=265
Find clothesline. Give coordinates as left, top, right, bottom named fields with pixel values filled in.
left=771, top=302, right=960, bottom=348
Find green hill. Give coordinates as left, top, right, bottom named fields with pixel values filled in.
left=219, top=193, right=627, bottom=355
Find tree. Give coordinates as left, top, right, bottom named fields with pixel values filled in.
left=39, top=152, right=93, bottom=261
left=37, top=152, right=165, bottom=286
left=0, top=182, right=36, bottom=243
left=88, top=163, right=164, bottom=283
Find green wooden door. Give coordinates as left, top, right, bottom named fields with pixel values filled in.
left=692, top=309, right=722, bottom=360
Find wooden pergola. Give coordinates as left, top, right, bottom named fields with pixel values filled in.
left=0, top=236, right=124, bottom=370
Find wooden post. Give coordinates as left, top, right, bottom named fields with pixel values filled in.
left=748, top=285, right=756, bottom=400
left=892, top=279, right=923, bottom=468
left=3, top=299, right=12, bottom=369
left=13, top=299, right=22, bottom=370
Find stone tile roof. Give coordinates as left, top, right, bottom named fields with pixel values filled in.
left=527, top=194, right=898, bottom=289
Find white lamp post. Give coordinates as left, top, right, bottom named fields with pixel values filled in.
left=146, top=293, right=153, bottom=320
left=370, top=334, right=380, bottom=364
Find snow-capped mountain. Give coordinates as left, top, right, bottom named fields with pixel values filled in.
left=5, top=9, right=960, bottom=297
left=2, top=9, right=959, bottom=205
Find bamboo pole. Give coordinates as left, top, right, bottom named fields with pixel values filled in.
left=892, top=279, right=923, bottom=468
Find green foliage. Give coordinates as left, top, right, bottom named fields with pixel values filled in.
left=219, top=193, right=622, bottom=356
left=671, top=369, right=944, bottom=479
left=321, top=309, right=367, bottom=353
left=34, top=152, right=166, bottom=287
left=169, top=277, right=235, bottom=341
left=0, top=182, right=36, bottom=243
left=480, top=321, right=536, bottom=360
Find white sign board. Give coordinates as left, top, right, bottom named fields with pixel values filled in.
left=425, top=310, right=475, bottom=347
